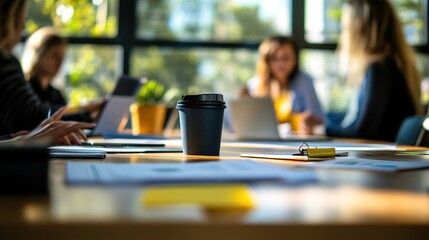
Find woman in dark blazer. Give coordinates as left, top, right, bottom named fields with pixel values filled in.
left=304, top=0, right=423, bottom=142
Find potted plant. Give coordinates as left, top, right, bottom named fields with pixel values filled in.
left=129, top=79, right=167, bottom=135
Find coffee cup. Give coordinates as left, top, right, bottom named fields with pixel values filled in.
left=176, top=94, right=226, bottom=156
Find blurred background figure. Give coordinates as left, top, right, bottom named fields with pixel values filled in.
left=0, top=0, right=93, bottom=144
left=243, top=35, right=324, bottom=134
left=21, top=26, right=105, bottom=122
left=303, top=0, right=423, bottom=142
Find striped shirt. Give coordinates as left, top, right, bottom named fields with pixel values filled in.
left=0, top=50, right=50, bottom=135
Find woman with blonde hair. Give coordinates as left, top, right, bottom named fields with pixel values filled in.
left=245, top=35, right=324, bottom=134
left=22, top=26, right=105, bottom=122
left=0, top=0, right=94, bottom=145
left=304, top=0, right=423, bottom=141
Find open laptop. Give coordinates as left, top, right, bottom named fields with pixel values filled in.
left=228, top=97, right=331, bottom=142
left=88, top=75, right=144, bottom=137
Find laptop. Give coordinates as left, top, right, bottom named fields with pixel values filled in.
left=228, top=97, right=331, bottom=142
left=88, top=75, right=144, bottom=137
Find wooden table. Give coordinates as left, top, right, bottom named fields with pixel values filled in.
left=1, top=138, right=429, bottom=240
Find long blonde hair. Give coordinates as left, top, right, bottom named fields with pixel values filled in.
left=339, top=0, right=422, bottom=114
left=21, top=27, right=67, bottom=79
left=255, top=36, right=299, bottom=96
left=0, top=0, right=27, bottom=51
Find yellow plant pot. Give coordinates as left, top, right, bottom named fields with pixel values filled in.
left=129, top=103, right=167, bottom=135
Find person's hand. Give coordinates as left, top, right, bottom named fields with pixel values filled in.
left=10, top=130, right=31, bottom=138
left=40, top=105, right=68, bottom=126
left=240, top=87, right=250, bottom=97
left=80, top=97, right=108, bottom=121
left=5, top=106, right=96, bottom=146
left=299, top=111, right=324, bottom=135
left=13, top=121, right=96, bottom=145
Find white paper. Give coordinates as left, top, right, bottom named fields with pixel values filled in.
left=65, top=160, right=317, bottom=185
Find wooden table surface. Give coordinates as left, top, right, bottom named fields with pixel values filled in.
left=1, top=137, right=429, bottom=240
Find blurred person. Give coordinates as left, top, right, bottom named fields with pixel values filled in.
left=303, top=0, right=423, bottom=141
left=21, top=26, right=105, bottom=122
left=0, top=0, right=93, bottom=144
left=244, top=35, right=324, bottom=134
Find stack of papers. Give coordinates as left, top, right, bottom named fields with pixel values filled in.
left=83, top=138, right=165, bottom=147
left=65, top=160, right=317, bottom=185
left=49, top=145, right=182, bottom=154
left=102, top=132, right=166, bottom=140
left=49, top=150, right=106, bottom=159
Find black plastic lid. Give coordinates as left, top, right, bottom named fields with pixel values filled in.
left=181, top=94, right=224, bottom=102
left=177, top=93, right=225, bottom=109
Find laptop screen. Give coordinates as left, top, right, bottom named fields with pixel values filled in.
left=229, top=97, right=280, bottom=140
left=90, top=75, right=144, bottom=136
left=110, top=75, right=143, bottom=96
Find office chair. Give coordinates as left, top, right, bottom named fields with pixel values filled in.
left=395, top=115, right=425, bottom=146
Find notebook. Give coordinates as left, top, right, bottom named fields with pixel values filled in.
left=228, top=97, right=330, bottom=142
left=88, top=75, right=144, bottom=137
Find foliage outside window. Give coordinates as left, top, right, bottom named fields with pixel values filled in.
left=305, top=0, right=427, bottom=45
left=136, top=0, right=291, bottom=41
left=26, top=0, right=118, bottom=37
left=131, top=47, right=258, bottom=99
left=63, top=45, right=122, bottom=106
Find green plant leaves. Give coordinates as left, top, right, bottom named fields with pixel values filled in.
left=136, top=79, right=166, bottom=105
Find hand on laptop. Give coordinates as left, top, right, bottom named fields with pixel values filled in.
left=14, top=121, right=96, bottom=145
left=83, top=97, right=108, bottom=121
left=300, top=110, right=324, bottom=135
left=63, top=97, right=108, bottom=122
left=1, top=106, right=96, bottom=146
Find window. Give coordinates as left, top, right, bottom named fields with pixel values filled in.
left=132, top=0, right=292, bottom=98
left=136, top=0, right=291, bottom=41
left=57, top=45, right=122, bottom=106
left=305, top=0, right=427, bottom=45
left=131, top=47, right=257, bottom=98
left=305, top=0, right=343, bottom=43
left=23, top=0, right=429, bottom=113
left=394, top=0, right=427, bottom=45
left=300, top=50, right=351, bottom=113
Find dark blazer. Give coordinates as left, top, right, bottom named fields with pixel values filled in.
left=28, top=76, right=93, bottom=123
left=0, top=50, right=50, bottom=135
left=29, top=77, right=67, bottom=109
left=326, top=56, right=416, bottom=142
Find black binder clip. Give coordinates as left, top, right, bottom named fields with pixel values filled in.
left=293, top=142, right=340, bottom=158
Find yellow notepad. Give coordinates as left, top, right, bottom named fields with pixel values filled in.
left=141, top=184, right=254, bottom=211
